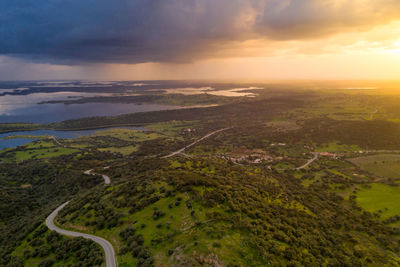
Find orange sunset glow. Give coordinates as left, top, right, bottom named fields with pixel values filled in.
left=0, top=0, right=399, bottom=80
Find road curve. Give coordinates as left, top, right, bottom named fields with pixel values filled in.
left=370, top=109, right=378, bottom=120
left=51, top=136, right=65, bottom=147
left=45, top=202, right=117, bottom=267
left=162, top=127, right=232, bottom=158
left=45, top=169, right=116, bottom=266
left=84, top=169, right=111, bottom=184
left=296, top=153, right=319, bottom=170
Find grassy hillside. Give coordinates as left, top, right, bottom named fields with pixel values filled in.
left=55, top=156, right=400, bottom=266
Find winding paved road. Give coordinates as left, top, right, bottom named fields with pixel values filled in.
left=296, top=153, right=319, bottom=170
left=51, top=136, right=65, bottom=147
left=162, top=127, right=232, bottom=158
left=46, top=202, right=117, bottom=267
left=45, top=127, right=231, bottom=266
left=84, top=169, right=111, bottom=184
left=370, top=109, right=378, bottom=120
left=45, top=169, right=116, bottom=267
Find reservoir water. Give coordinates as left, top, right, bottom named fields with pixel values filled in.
left=0, top=101, right=180, bottom=124
left=0, top=85, right=178, bottom=149
left=0, top=127, right=147, bottom=150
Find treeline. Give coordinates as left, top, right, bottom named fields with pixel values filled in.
left=0, top=123, right=41, bottom=134
left=300, top=118, right=400, bottom=150
left=40, top=93, right=233, bottom=107
left=51, top=96, right=305, bottom=130
left=40, top=95, right=164, bottom=105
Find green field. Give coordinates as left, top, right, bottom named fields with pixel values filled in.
left=92, top=128, right=163, bottom=142
left=315, top=141, right=361, bottom=152
left=349, top=154, right=400, bottom=179
left=24, top=140, right=56, bottom=149
left=58, top=128, right=170, bottom=156
left=99, top=146, right=138, bottom=155
left=14, top=147, right=79, bottom=162
left=357, top=183, right=400, bottom=219
left=0, top=138, right=80, bottom=162
left=290, top=97, right=373, bottom=120
left=147, top=120, right=197, bottom=139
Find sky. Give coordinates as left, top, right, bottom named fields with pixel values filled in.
left=1, top=0, right=400, bottom=81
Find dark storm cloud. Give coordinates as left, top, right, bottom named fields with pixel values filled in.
left=1, top=0, right=400, bottom=64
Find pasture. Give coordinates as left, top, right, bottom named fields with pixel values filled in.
left=349, top=154, right=400, bottom=179
left=357, top=183, right=400, bottom=219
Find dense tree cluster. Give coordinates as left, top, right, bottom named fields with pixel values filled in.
left=300, top=119, right=400, bottom=150
left=119, top=226, right=154, bottom=267
left=7, top=226, right=103, bottom=267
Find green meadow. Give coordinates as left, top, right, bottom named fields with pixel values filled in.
left=315, top=141, right=361, bottom=152
left=14, top=147, right=79, bottom=162
left=357, top=183, right=400, bottom=219
left=349, top=154, right=400, bottom=179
